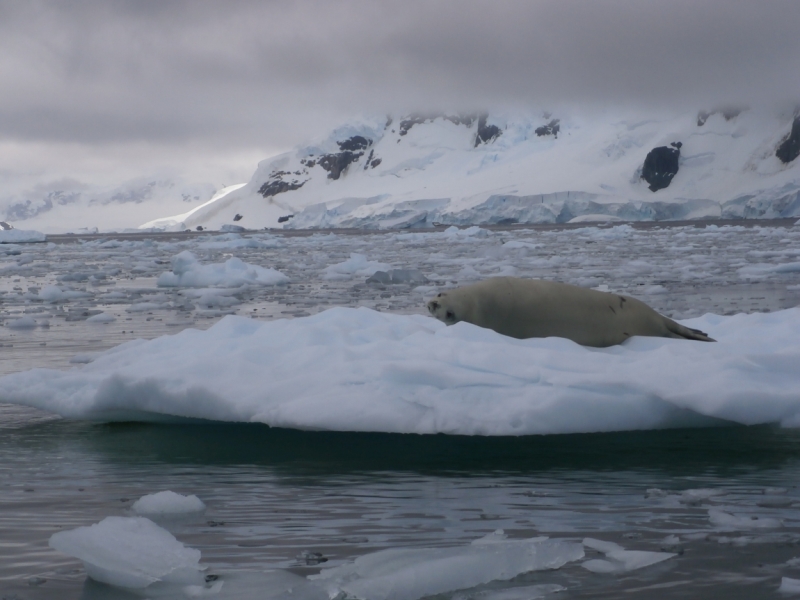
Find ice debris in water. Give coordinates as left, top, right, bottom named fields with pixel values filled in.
left=157, top=250, right=288, bottom=288
left=311, top=531, right=584, bottom=600
left=323, top=253, right=391, bottom=280
left=86, top=312, right=116, bottom=323
left=366, top=269, right=429, bottom=284
left=708, top=508, right=783, bottom=530
left=779, top=577, right=800, bottom=594
left=6, top=316, right=38, bottom=329
left=580, top=538, right=676, bottom=573
left=49, top=516, right=204, bottom=589
left=131, top=490, right=206, bottom=517
left=452, top=584, right=566, bottom=600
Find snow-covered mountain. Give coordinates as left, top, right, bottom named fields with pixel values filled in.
left=144, top=108, right=800, bottom=232
left=0, top=176, right=216, bottom=234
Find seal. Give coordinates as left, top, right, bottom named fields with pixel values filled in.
left=427, top=277, right=714, bottom=347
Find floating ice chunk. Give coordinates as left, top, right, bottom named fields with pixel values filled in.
left=443, top=226, right=489, bottom=240
left=678, top=488, right=727, bottom=505
left=157, top=251, right=288, bottom=288
left=471, top=530, right=509, bottom=545
left=70, top=353, right=99, bottom=364
left=323, top=253, right=391, bottom=280
left=6, top=316, right=38, bottom=329
left=132, top=491, right=206, bottom=517
left=312, top=536, right=584, bottom=600
left=452, top=584, right=566, bottom=600
left=86, top=312, right=116, bottom=323
left=0, top=229, right=46, bottom=243
left=708, top=508, right=782, bottom=530
left=501, top=240, right=540, bottom=250
left=38, top=285, right=92, bottom=302
left=366, top=269, right=429, bottom=284
left=779, top=577, right=800, bottom=594
left=197, top=233, right=281, bottom=250
left=581, top=538, right=675, bottom=573
left=49, top=516, right=203, bottom=589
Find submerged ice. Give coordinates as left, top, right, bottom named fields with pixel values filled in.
left=312, top=532, right=584, bottom=600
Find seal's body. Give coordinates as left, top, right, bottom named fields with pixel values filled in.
left=427, top=277, right=714, bottom=347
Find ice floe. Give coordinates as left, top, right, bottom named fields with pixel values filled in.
left=312, top=532, right=584, bottom=600
left=157, top=251, right=289, bottom=288
left=132, top=491, right=206, bottom=517
left=581, top=538, right=675, bottom=573
left=1, top=306, right=799, bottom=434
left=49, top=516, right=204, bottom=589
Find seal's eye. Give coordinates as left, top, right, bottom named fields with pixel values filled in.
left=437, top=293, right=442, bottom=297
left=446, top=310, right=455, bottom=321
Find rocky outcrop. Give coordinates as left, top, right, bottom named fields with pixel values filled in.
left=641, top=143, right=681, bottom=192
left=535, top=119, right=560, bottom=138
left=474, top=114, right=502, bottom=147
left=776, top=116, right=800, bottom=164
left=317, top=136, right=373, bottom=180
left=258, top=173, right=306, bottom=198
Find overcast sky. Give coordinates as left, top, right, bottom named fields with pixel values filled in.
left=1, top=0, right=799, bottom=190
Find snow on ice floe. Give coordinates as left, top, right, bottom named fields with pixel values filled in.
left=49, top=516, right=204, bottom=589
left=157, top=250, right=289, bottom=288
left=132, top=491, right=206, bottom=517
left=1, top=306, right=800, bottom=434
left=581, top=538, right=675, bottom=573
left=311, top=531, right=584, bottom=600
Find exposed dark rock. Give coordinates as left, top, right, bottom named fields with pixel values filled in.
left=671, top=141, right=682, bottom=149
left=370, top=158, right=382, bottom=168
left=278, top=214, right=294, bottom=223
left=196, top=226, right=204, bottom=231
left=776, top=116, right=800, bottom=164
left=364, top=149, right=374, bottom=170
left=258, top=178, right=306, bottom=197
left=300, top=159, right=316, bottom=168
left=312, top=136, right=375, bottom=180
left=535, top=119, right=560, bottom=138
left=0, top=221, right=12, bottom=230
left=233, top=214, right=243, bottom=222
left=399, top=114, right=432, bottom=136
left=337, top=136, right=371, bottom=152
left=475, top=114, right=502, bottom=147
left=641, top=145, right=681, bottom=192
left=318, top=151, right=360, bottom=180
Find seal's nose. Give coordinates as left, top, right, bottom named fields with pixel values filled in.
left=427, top=300, right=438, bottom=314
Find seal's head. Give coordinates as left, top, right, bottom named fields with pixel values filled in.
left=427, top=292, right=459, bottom=325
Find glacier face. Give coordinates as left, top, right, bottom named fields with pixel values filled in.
left=145, top=108, right=800, bottom=231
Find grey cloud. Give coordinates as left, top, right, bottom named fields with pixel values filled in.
left=0, top=0, right=798, bottom=168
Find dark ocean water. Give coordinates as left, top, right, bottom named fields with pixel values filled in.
left=2, top=410, right=800, bottom=599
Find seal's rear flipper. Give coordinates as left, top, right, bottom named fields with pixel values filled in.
left=666, top=319, right=716, bottom=342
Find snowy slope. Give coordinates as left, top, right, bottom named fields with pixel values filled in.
left=0, top=176, right=217, bottom=234
left=145, top=108, right=800, bottom=231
